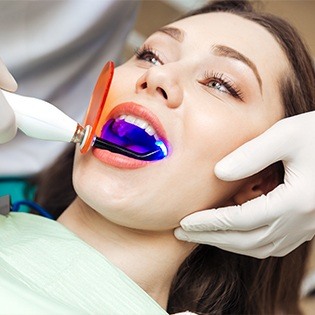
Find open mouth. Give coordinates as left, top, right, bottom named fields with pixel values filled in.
left=94, top=114, right=168, bottom=161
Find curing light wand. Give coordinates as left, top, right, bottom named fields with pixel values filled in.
left=2, top=90, right=89, bottom=149
left=1, top=90, right=167, bottom=161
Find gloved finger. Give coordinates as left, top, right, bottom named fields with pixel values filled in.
left=174, top=225, right=273, bottom=250
left=180, top=183, right=293, bottom=232
left=271, top=242, right=298, bottom=257
left=214, top=119, right=291, bottom=181
left=174, top=226, right=278, bottom=258
left=247, top=238, right=303, bottom=258
left=0, top=90, right=17, bottom=143
left=271, top=235, right=313, bottom=257
left=0, top=58, right=17, bottom=92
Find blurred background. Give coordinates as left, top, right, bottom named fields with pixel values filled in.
left=124, top=0, right=315, bottom=62
left=125, top=1, right=315, bottom=313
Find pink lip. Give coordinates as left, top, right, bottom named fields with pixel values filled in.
left=92, top=102, right=169, bottom=169
left=92, top=148, right=149, bottom=169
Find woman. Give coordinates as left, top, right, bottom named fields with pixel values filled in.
left=2, top=0, right=315, bottom=314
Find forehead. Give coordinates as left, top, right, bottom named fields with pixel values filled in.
left=167, top=12, right=288, bottom=88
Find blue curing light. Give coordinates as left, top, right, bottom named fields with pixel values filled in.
left=155, top=140, right=168, bottom=157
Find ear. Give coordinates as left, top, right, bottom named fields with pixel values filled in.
left=233, top=164, right=283, bottom=205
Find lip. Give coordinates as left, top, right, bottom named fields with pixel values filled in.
left=92, top=148, right=149, bottom=169
left=92, top=102, right=169, bottom=169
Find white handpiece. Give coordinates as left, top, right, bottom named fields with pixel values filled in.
left=2, top=90, right=85, bottom=144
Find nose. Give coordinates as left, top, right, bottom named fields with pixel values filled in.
left=135, top=65, right=183, bottom=109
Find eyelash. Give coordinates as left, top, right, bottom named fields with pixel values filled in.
left=135, top=46, right=244, bottom=101
left=202, top=71, right=244, bottom=101
left=135, top=45, right=163, bottom=65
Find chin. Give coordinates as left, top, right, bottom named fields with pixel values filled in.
left=73, top=179, right=181, bottom=231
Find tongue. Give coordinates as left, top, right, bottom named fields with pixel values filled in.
left=100, top=119, right=158, bottom=154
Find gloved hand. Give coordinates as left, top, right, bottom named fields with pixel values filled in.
left=175, top=112, right=315, bottom=258
left=0, top=58, right=18, bottom=144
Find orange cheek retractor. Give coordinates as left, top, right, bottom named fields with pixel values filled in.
left=80, top=61, right=168, bottom=161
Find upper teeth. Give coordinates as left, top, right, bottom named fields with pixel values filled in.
left=116, top=114, right=159, bottom=138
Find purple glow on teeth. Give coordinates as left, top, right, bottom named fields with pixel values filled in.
left=100, top=118, right=167, bottom=155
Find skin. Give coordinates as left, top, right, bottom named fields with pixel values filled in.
left=58, top=12, right=288, bottom=309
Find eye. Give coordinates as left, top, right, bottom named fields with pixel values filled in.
left=201, top=71, right=244, bottom=101
left=135, top=45, right=163, bottom=66
left=208, top=80, right=229, bottom=93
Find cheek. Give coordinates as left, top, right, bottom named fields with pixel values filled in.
left=183, top=114, right=237, bottom=176
left=170, top=107, right=263, bottom=211
left=177, top=160, right=240, bottom=210
left=186, top=102, right=271, bottom=168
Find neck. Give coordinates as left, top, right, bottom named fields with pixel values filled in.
left=57, top=197, right=196, bottom=309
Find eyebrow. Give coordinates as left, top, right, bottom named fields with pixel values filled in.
left=155, top=27, right=262, bottom=93
left=157, top=27, right=185, bottom=43
left=211, top=44, right=262, bottom=93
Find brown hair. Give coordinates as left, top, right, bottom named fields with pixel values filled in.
left=32, top=1, right=315, bottom=314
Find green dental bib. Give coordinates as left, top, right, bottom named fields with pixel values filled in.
left=0, top=213, right=167, bottom=315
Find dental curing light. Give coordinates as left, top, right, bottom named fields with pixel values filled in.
left=94, top=118, right=168, bottom=161
left=93, top=138, right=167, bottom=161
left=2, top=90, right=88, bottom=146
left=1, top=61, right=168, bottom=161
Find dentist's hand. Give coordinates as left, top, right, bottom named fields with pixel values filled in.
left=175, top=112, right=315, bottom=258
left=0, top=58, right=18, bottom=144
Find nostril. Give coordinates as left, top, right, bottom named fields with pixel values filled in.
left=157, top=87, right=168, bottom=100
left=141, top=82, right=147, bottom=89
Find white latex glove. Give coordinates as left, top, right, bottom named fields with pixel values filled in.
left=0, top=58, right=18, bottom=144
left=175, top=112, right=315, bottom=258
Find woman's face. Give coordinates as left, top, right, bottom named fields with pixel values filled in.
left=73, top=12, right=287, bottom=230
